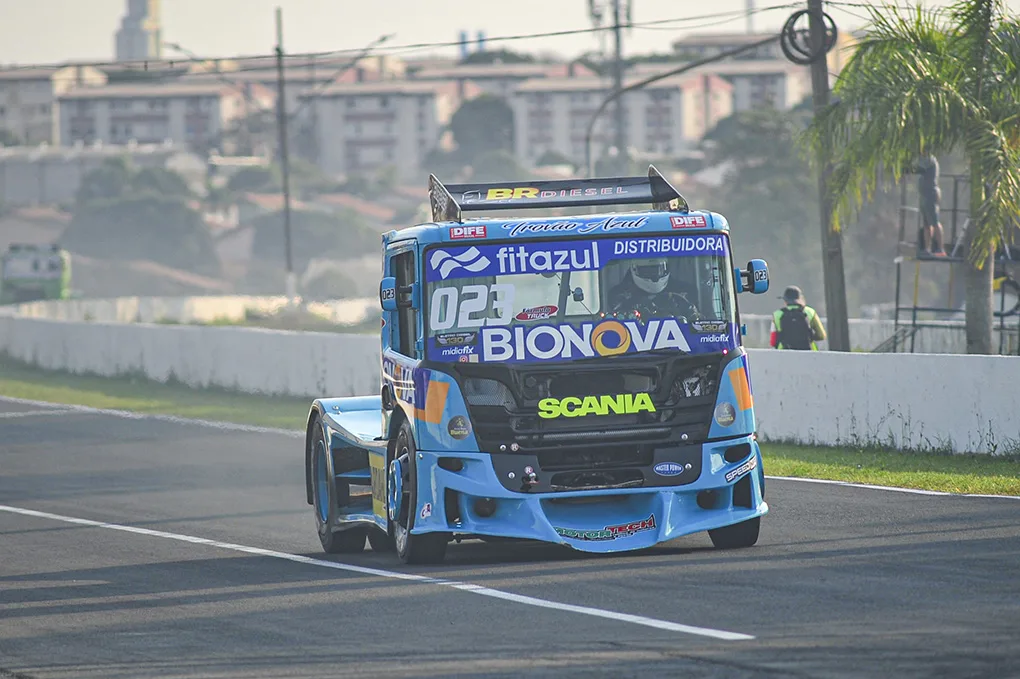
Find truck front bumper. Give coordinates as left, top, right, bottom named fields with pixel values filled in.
left=409, top=434, right=767, bottom=553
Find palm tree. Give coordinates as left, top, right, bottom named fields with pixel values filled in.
left=806, top=0, right=1020, bottom=354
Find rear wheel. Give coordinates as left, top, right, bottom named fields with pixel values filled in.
left=708, top=516, right=760, bottom=549
left=388, top=420, right=448, bottom=564
left=311, top=419, right=366, bottom=554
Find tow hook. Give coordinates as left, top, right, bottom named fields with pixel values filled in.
left=520, top=466, right=539, bottom=491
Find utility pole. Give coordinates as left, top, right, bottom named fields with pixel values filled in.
left=746, top=0, right=755, bottom=33
left=308, top=54, right=319, bottom=164
left=611, top=0, right=627, bottom=175
left=807, top=0, right=850, bottom=351
left=274, top=7, right=297, bottom=303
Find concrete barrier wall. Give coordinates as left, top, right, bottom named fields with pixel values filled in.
left=746, top=349, right=1020, bottom=454
left=0, top=317, right=381, bottom=398
left=4, top=295, right=378, bottom=326
left=2, top=314, right=1018, bottom=454
left=6, top=295, right=1017, bottom=355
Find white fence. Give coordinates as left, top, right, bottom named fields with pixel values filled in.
left=5, top=295, right=1017, bottom=354
left=0, top=316, right=379, bottom=398
left=2, top=295, right=378, bottom=326
left=2, top=311, right=1019, bottom=454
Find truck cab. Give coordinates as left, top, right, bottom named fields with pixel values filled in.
left=0, top=244, right=72, bottom=305
left=305, top=166, right=771, bottom=564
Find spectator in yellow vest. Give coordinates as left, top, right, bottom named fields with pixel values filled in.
left=770, top=286, right=827, bottom=350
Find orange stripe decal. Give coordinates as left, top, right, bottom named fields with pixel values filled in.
left=417, top=380, right=450, bottom=425
left=729, top=366, right=753, bottom=411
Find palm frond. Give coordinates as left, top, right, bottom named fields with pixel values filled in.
left=963, top=116, right=1020, bottom=263
left=801, top=6, right=973, bottom=231
left=949, top=0, right=1002, bottom=64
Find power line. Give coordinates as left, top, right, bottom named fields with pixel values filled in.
left=0, top=4, right=807, bottom=74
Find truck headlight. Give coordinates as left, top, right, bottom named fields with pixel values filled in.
left=714, top=402, right=736, bottom=427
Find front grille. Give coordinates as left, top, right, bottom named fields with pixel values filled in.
left=538, top=445, right=653, bottom=471
left=447, top=353, right=725, bottom=457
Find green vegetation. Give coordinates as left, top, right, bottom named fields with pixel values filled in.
left=763, top=443, right=1020, bottom=496
left=805, top=0, right=1020, bottom=353
left=1, top=356, right=1017, bottom=496
left=65, top=157, right=222, bottom=277
left=247, top=208, right=380, bottom=275
left=0, top=356, right=311, bottom=429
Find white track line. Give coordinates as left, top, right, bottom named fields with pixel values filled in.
left=765, top=475, right=1020, bottom=501
left=0, top=395, right=301, bottom=437
left=0, top=408, right=74, bottom=419
left=3, top=396, right=1016, bottom=501
left=0, top=503, right=753, bottom=642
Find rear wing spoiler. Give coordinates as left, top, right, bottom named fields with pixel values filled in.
left=428, top=164, right=690, bottom=223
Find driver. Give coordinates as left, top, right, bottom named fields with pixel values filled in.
left=606, top=257, right=700, bottom=321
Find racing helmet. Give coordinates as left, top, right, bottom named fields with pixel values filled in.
left=630, top=258, right=670, bottom=294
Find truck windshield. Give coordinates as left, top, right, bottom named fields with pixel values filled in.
left=423, top=233, right=738, bottom=364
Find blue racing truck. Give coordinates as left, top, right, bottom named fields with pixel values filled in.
left=304, top=166, right=771, bottom=564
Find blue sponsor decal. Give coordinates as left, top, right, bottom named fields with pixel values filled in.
left=500, top=215, right=650, bottom=237
left=653, top=462, right=686, bottom=477
left=425, top=235, right=729, bottom=282
left=428, top=319, right=738, bottom=363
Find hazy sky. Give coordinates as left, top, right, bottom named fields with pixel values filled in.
left=1, top=0, right=1017, bottom=67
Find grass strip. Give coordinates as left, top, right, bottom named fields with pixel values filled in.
left=0, top=356, right=310, bottom=430
left=762, top=444, right=1019, bottom=496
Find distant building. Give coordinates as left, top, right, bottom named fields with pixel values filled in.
left=116, top=0, right=163, bottom=62
left=0, top=142, right=201, bottom=207
left=302, top=81, right=479, bottom=182
left=180, top=55, right=406, bottom=114
left=407, top=62, right=598, bottom=100
left=671, top=30, right=859, bottom=83
left=671, top=33, right=785, bottom=61
left=57, top=82, right=273, bottom=154
left=510, top=74, right=733, bottom=166
left=630, top=61, right=811, bottom=112
left=0, top=67, right=108, bottom=145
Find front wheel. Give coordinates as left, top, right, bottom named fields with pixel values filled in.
left=311, top=419, right=366, bottom=554
left=708, top=516, right=760, bottom=549
left=388, top=420, right=449, bottom=565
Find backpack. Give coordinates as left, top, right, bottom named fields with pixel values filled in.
left=778, top=305, right=813, bottom=350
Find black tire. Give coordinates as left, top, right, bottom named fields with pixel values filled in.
left=993, top=277, right=1020, bottom=318
left=708, top=516, right=761, bottom=549
left=388, top=420, right=448, bottom=565
left=311, top=419, right=366, bottom=554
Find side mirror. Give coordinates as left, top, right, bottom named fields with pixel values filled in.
left=746, top=259, right=769, bottom=294
left=397, top=282, right=419, bottom=309
left=380, top=276, right=397, bottom=311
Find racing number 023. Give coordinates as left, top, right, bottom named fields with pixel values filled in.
left=429, top=284, right=515, bottom=330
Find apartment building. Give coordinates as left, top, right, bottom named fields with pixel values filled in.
left=630, top=61, right=811, bottom=112
left=180, top=54, right=406, bottom=114
left=57, top=82, right=273, bottom=152
left=0, top=66, right=108, bottom=145
left=407, top=61, right=597, bottom=100
left=671, top=30, right=858, bottom=82
left=303, top=81, right=477, bottom=182
left=510, top=74, right=732, bottom=166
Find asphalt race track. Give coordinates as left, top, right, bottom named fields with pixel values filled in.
left=2, top=396, right=1019, bottom=679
